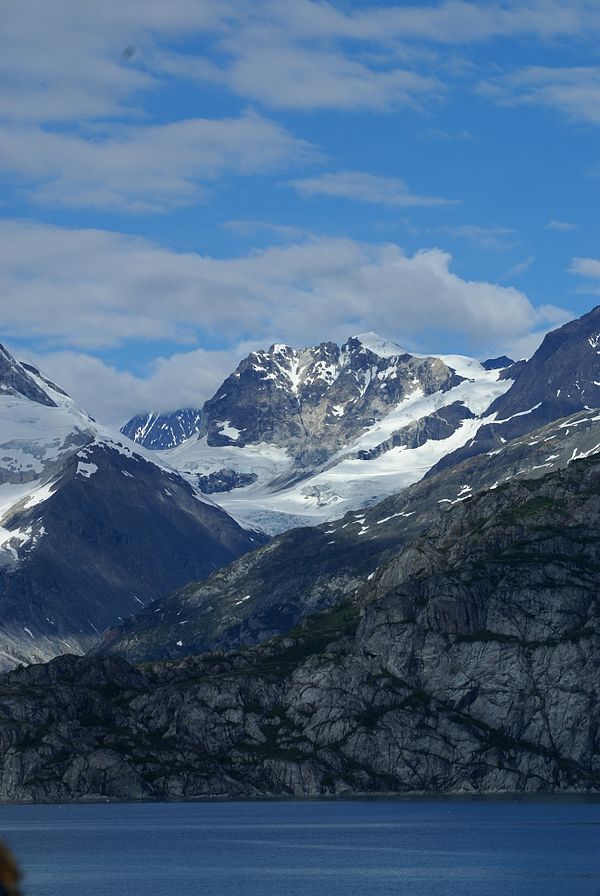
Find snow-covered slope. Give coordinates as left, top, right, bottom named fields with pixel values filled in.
left=0, top=347, right=264, bottom=670
left=150, top=337, right=512, bottom=533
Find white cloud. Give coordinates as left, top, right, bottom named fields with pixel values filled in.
left=3, top=0, right=600, bottom=129
left=327, top=0, right=589, bottom=44
left=290, top=171, right=458, bottom=207
left=0, top=114, right=312, bottom=212
left=479, top=66, right=600, bottom=124
left=222, top=220, right=312, bottom=240
left=0, top=220, right=569, bottom=423
left=213, top=42, right=439, bottom=111
left=0, top=0, right=232, bottom=123
left=153, top=1, right=600, bottom=112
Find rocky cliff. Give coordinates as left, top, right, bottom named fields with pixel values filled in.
left=1, top=452, right=599, bottom=801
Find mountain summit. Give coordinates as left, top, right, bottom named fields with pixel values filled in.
left=123, top=335, right=510, bottom=532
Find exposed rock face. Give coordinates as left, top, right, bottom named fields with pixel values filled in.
left=121, top=409, right=202, bottom=450
left=122, top=337, right=464, bottom=459
left=2, top=454, right=600, bottom=802
left=199, top=337, right=462, bottom=458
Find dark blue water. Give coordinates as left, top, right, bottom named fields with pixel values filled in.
left=1, top=798, right=600, bottom=896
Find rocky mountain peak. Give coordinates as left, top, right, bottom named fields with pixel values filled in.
left=199, top=336, right=464, bottom=459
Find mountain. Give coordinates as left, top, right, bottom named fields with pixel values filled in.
left=124, top=334, right=512, bottom=533
left=2, top=451, right=600, bottom=801
left=121, top=408, right=202, bottom=450
left=433, top=305, right=600, bottom=474
left=91, top=308, right=600, bottom=667
left=0, top=346, right=264, bottom=670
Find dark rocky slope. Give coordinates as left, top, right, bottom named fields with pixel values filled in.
left=2, top=453, right=600, bottom=801
left=0, top=442, right=265, bottom=668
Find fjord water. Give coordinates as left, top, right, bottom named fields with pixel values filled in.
left=2, top=798, right=599, bottom=896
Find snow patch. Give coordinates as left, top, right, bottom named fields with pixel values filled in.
left=76, top=461, right=98, bottom=479
left=218, top=422, right=243, bottom=441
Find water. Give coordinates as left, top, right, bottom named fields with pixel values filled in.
left=1, top=797, right=600, bottom=896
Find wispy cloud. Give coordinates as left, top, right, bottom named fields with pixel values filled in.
left=443, top=224, right=517, bottom=250
left=2, top=1, right=600, bottom=128
left=152, top=1, right=600, bottom=113
left=222, top=220, right=311, bottom=240
left=479, top=66, right=600, bottom=124
left=290, top=171, right=458, bottom=208
left=508, top=254, right=535, bottom=276
left=0, top=0, right=231, bottom=123
left=546, top=219, right=577, bottom=231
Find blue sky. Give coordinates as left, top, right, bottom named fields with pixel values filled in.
left=2, top=0, right=600, bottom=424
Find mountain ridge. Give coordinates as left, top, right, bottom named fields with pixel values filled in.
left=0, top=345, right=265, bottom=670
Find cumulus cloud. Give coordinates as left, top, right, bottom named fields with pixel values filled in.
left=0, top=220, right=569, bottom=423
left=290, top=171, right=458, bottom=207
left=0, top=114, right=312, bottom=212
